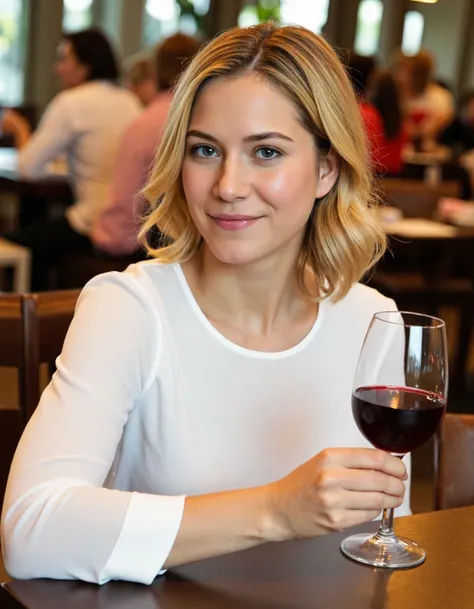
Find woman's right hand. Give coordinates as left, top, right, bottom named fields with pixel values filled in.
left=264, top=448, right=407, bottom=542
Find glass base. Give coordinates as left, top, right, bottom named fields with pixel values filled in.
left=340, top=531, right=426, bottom=569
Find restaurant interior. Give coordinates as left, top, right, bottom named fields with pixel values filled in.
left=1, top=0, right=474, bottom=606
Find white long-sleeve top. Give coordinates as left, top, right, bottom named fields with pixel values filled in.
left=1, top=261, right=411, bottom=585
left=18, top=81, right=141, bottom=235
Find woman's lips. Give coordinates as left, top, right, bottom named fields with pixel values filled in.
left=210, top=214, right=261, bottom=231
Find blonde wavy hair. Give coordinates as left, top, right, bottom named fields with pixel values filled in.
left=140, top=22, right=386, bottom=302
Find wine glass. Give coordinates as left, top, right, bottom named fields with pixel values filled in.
left=341, top=311, right=448, bottom=568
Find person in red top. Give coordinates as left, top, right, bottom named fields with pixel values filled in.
left=346, top=53, right=386, bottom=173
left=372, top=71, right=407, bottom=176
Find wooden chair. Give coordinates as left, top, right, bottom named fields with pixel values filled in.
left=378, top=179, right=459, bottom=218
left=22, top=290, right=80, bottom=421
left=0, top=290, right=79, bottom=500
left=0, top=294, right=27, bottom=501
left=435, top=413, right=474, bottom=510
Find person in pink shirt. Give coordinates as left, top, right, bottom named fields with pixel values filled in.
left=92, top=33, right=202, bottom=257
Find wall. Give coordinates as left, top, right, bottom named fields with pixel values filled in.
left=411, top=0, right=470, bottom=90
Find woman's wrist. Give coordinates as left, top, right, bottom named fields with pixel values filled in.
left=257, top=481, right=290, bottom=544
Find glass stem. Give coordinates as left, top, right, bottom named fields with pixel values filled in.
left=377, top=508, right=395, bottom=539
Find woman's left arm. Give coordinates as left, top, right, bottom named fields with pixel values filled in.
left=17, top=95, right=73, bottom=178
left=1, top=110, right=31, bottom=149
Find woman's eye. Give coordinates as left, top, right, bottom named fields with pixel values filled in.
left=191, top=145, right=218, bottom=159
left=254, top=147, right=281, bottom=161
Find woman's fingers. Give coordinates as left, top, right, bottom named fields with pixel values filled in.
left=323, top=448, right=407, bottom=480
left=339, top=468, right=406, bottom=498
left=343, top=490, right=404, bottom=511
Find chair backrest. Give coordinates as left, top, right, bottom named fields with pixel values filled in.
left=0, top=294, right=26, bottom=502
left=378, top=179, right=460, bottom=219
left=434, top=413, right=474, bottom=510
left=0, top=294, right=23, bottom=369
left=22, top=290, right=80, bottom=420
left=0, top=290, right=79, bottom=501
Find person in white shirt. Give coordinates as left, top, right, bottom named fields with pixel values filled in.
left=1, top=28, right=141, bottom=290
left=403, top=51, right=455, bottom=151
left=1, top=23, right=410, bottom=585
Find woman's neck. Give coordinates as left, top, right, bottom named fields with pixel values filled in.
left=182, top=246, right=318, bottom=349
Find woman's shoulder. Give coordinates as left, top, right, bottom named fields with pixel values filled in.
left=328, top=282, right=396, bottom=317
left=81, top=260, right=179, bottom=310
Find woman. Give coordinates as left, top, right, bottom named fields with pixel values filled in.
left=1, top=28, right=141, bottom=290
left=1, top=23, right=409, bottom=585
left=372, top=71, right=407, bottom=176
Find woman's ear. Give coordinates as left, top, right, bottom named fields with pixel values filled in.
left=315, top=150, right=340, bottom=198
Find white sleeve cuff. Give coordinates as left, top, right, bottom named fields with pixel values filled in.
left=99, top=493, right=186, bottom=585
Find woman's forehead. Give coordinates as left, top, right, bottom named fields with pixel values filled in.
left=189, top=73, right=303, bottom=133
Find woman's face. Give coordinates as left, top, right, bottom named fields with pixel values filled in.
left=55, top=40, right=88, bottom=89
left=181, top=74, right=338, bottom=268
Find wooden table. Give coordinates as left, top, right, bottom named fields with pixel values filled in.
left=1, top=506, right=473, bottom=609
left=0, top=149, right=72, bottom=201
left=0, top=149, right=72, bottom=231
left=379, top=218, right=474, bottom=280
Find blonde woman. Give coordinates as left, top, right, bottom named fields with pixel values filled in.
left=1, top=23, right=409, bottom=585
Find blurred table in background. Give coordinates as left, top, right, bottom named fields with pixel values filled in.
left=0, top=149, right=72, bottom=232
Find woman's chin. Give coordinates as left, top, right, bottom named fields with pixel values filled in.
left=206, top=243, right=264, bottom=267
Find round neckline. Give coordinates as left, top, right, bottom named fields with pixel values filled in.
left=173, top=263, right=325, bottom=360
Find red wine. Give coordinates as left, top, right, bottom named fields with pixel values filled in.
left=352, top=385, right=446, bottom=454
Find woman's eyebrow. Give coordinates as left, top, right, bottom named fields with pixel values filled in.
left=244, top=132, right=294, bottom=143
left=186, top=129, right=294, bottom=143
left=186, top=129, right=219, bottom=143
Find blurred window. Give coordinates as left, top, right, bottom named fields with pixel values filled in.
left=143, top=0, right=209, bottom=47
left=280, top=0, right=329, bottom=33
left=402, top=11, right=424, bottom=56
left=238, top=0, right=280, bottom=27
left=354, top=0, right=383, bottom=56
left=0, top=0, right=27, bottom=105
left=62, top=0, right=93, bottom=32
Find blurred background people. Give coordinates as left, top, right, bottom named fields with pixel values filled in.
left=123, top=51, right=158, bottom=107
left=439, top=90, right=474, bottom=155
left=1, top=27, right=141, bottom=290
left=346, top=52, right=386, bottom=174
left=92, top=33, right=202, bottom=257
left=371, top=71, right=407, bottom=176
left=403, top=51, right=455, bottom=152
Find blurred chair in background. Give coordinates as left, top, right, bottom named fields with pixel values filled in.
left=435, top=413, right=474, bottom=510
